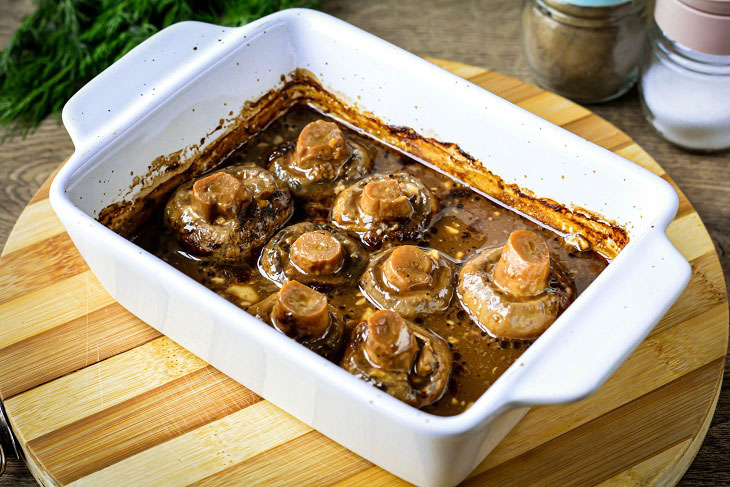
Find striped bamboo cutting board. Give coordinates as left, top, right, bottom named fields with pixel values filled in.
left=0, top=59, right=727, bottom=487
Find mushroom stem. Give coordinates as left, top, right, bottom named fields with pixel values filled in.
left=271, top=281, right=330, bottom=337
left=290, top=230, right=345, bottom=275
left=294, top=120, right=348, bottom=181
left=191, top=172, right=251, bottom=223
left=493, top=230, right=550, bottom=297
left=364, top=310, right=417, bottom=371
left=382, top=245, right=433, bottom=292
left=415, top=343, right=438, bottom=378
left=358, top=180, right=412, bottom=221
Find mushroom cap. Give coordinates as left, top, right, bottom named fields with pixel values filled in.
left=269, top=120, right=373, bottom=201
left=341, top=312, right=452, bottom=408
left=164, top=165, right=292, bottom=262
left=457, top=244, right=575, bottom=340
left=247, top=284, right=346, bottom=360
left=360, top=246, right=454, bottom=318
left=259, top=222, right=368, bottom=289
left=331, top=173, right=439, bottom=248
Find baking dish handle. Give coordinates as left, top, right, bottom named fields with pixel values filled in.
left=500, top=233, right=690, bottom=406
left=61, top=21, right=237, bottom=151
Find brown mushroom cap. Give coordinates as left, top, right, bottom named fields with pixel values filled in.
left=269, top=120, right=373, bottom=201
left=493, top=230, right=550, bottom=297
left=259, top=222, right=368, bottom=288
left=191, top=172, right=251, bottom=223
left=164, top=166, right=292, bottom=262
left=383, top=245, right=433, bottom=292
left=359, top=180, right=413, bottom=222
left=271, top=281, right=330, bottom=338
left=457, top=236, right=575, bottom=340
left=364, top=310, right=418, bottom=371
left=331, top=173, right=439, bottom=247
left=248, top=284, right=346, bottom=360
left=360, top=246, right=454, bottom=318
left=340, top=313, right=452, bottom=408
left=290, top=230, right=345, bottom=276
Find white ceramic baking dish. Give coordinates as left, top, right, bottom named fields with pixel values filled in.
left=49, top=9, right=690, bottom=487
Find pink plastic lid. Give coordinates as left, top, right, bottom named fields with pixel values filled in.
left=655, top=0, right=730, bottom=55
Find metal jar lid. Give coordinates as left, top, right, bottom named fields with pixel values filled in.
left=655, top=0, right=730, bottom=55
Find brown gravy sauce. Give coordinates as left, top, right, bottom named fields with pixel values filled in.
left=130, top=105, right=608, bottom=416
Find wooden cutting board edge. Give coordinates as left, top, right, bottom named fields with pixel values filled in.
left=0, top=59, right=726, bottom=487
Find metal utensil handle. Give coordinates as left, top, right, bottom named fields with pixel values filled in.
left=0, top=399, right=19, bottom=470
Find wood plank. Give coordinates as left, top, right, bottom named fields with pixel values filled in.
left=68, top=401, right=312, bottom=487
left=26, top=365, right=261, bottom=485
left=464, top=358, right=724, bottom=486
left=667, top=212, right=714, bottom=262
left=0, top=271, right=114, bottom=349
left=0, top=232, right=87, bottom=305
left=191, top=430, right=371, bottom=487
left=1, top=199, right=66, bottom=256
left=330, top=466, right=403, bottom=487
left=467, top=302, right=727, bottom=477
left=4, top=336, right=207, bottom=443
left=595, top=439, right=692, bottom=487
left=336, top=440, right=701, bottom=487
left=664, top=375, right=725, bottom=486
left=0, top=302, right=159, bottom=399
left=653, top=252, right=728, bottom=337
left=466, top=70, right=544, bottom=104
left=516, top=92, right=591, bottom=126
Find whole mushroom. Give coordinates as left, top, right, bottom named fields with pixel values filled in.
left=165, top=165, right=292, bottom=262
left=360, top=245, right=454, bottom=318
left=458, top=230, right=575, bottom=340
left=259, top=222, right=368, bottom=289
left=269, top=120, right=373, bottom=201
left=341, top=310, right=452, bottom=408
left=248, top=281, right=345, bottom=359
left=331, top=173, right=439, bottom=247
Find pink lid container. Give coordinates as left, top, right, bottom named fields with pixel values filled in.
left=655, top=0, right=730, bottom=55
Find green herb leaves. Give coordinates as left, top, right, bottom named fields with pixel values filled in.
left=0, top=0, right=318, bottom=138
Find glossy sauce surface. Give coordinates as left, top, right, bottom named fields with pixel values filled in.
left=131, top=106, right=608, bottom=416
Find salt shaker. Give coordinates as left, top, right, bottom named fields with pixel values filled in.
left=521, top=0, right=647, bottom=103
left=639, top=0, right=730, bottom=151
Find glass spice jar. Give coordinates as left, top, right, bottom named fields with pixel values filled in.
left=521, top=0, right=648, bottom=103
left=639, top=0, right=730, bottom=152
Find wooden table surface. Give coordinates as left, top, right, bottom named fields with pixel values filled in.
left=0, top=0, right=727, bottom=485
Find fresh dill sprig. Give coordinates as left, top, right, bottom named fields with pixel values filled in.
left=0, top=0, right=318, bottom=139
